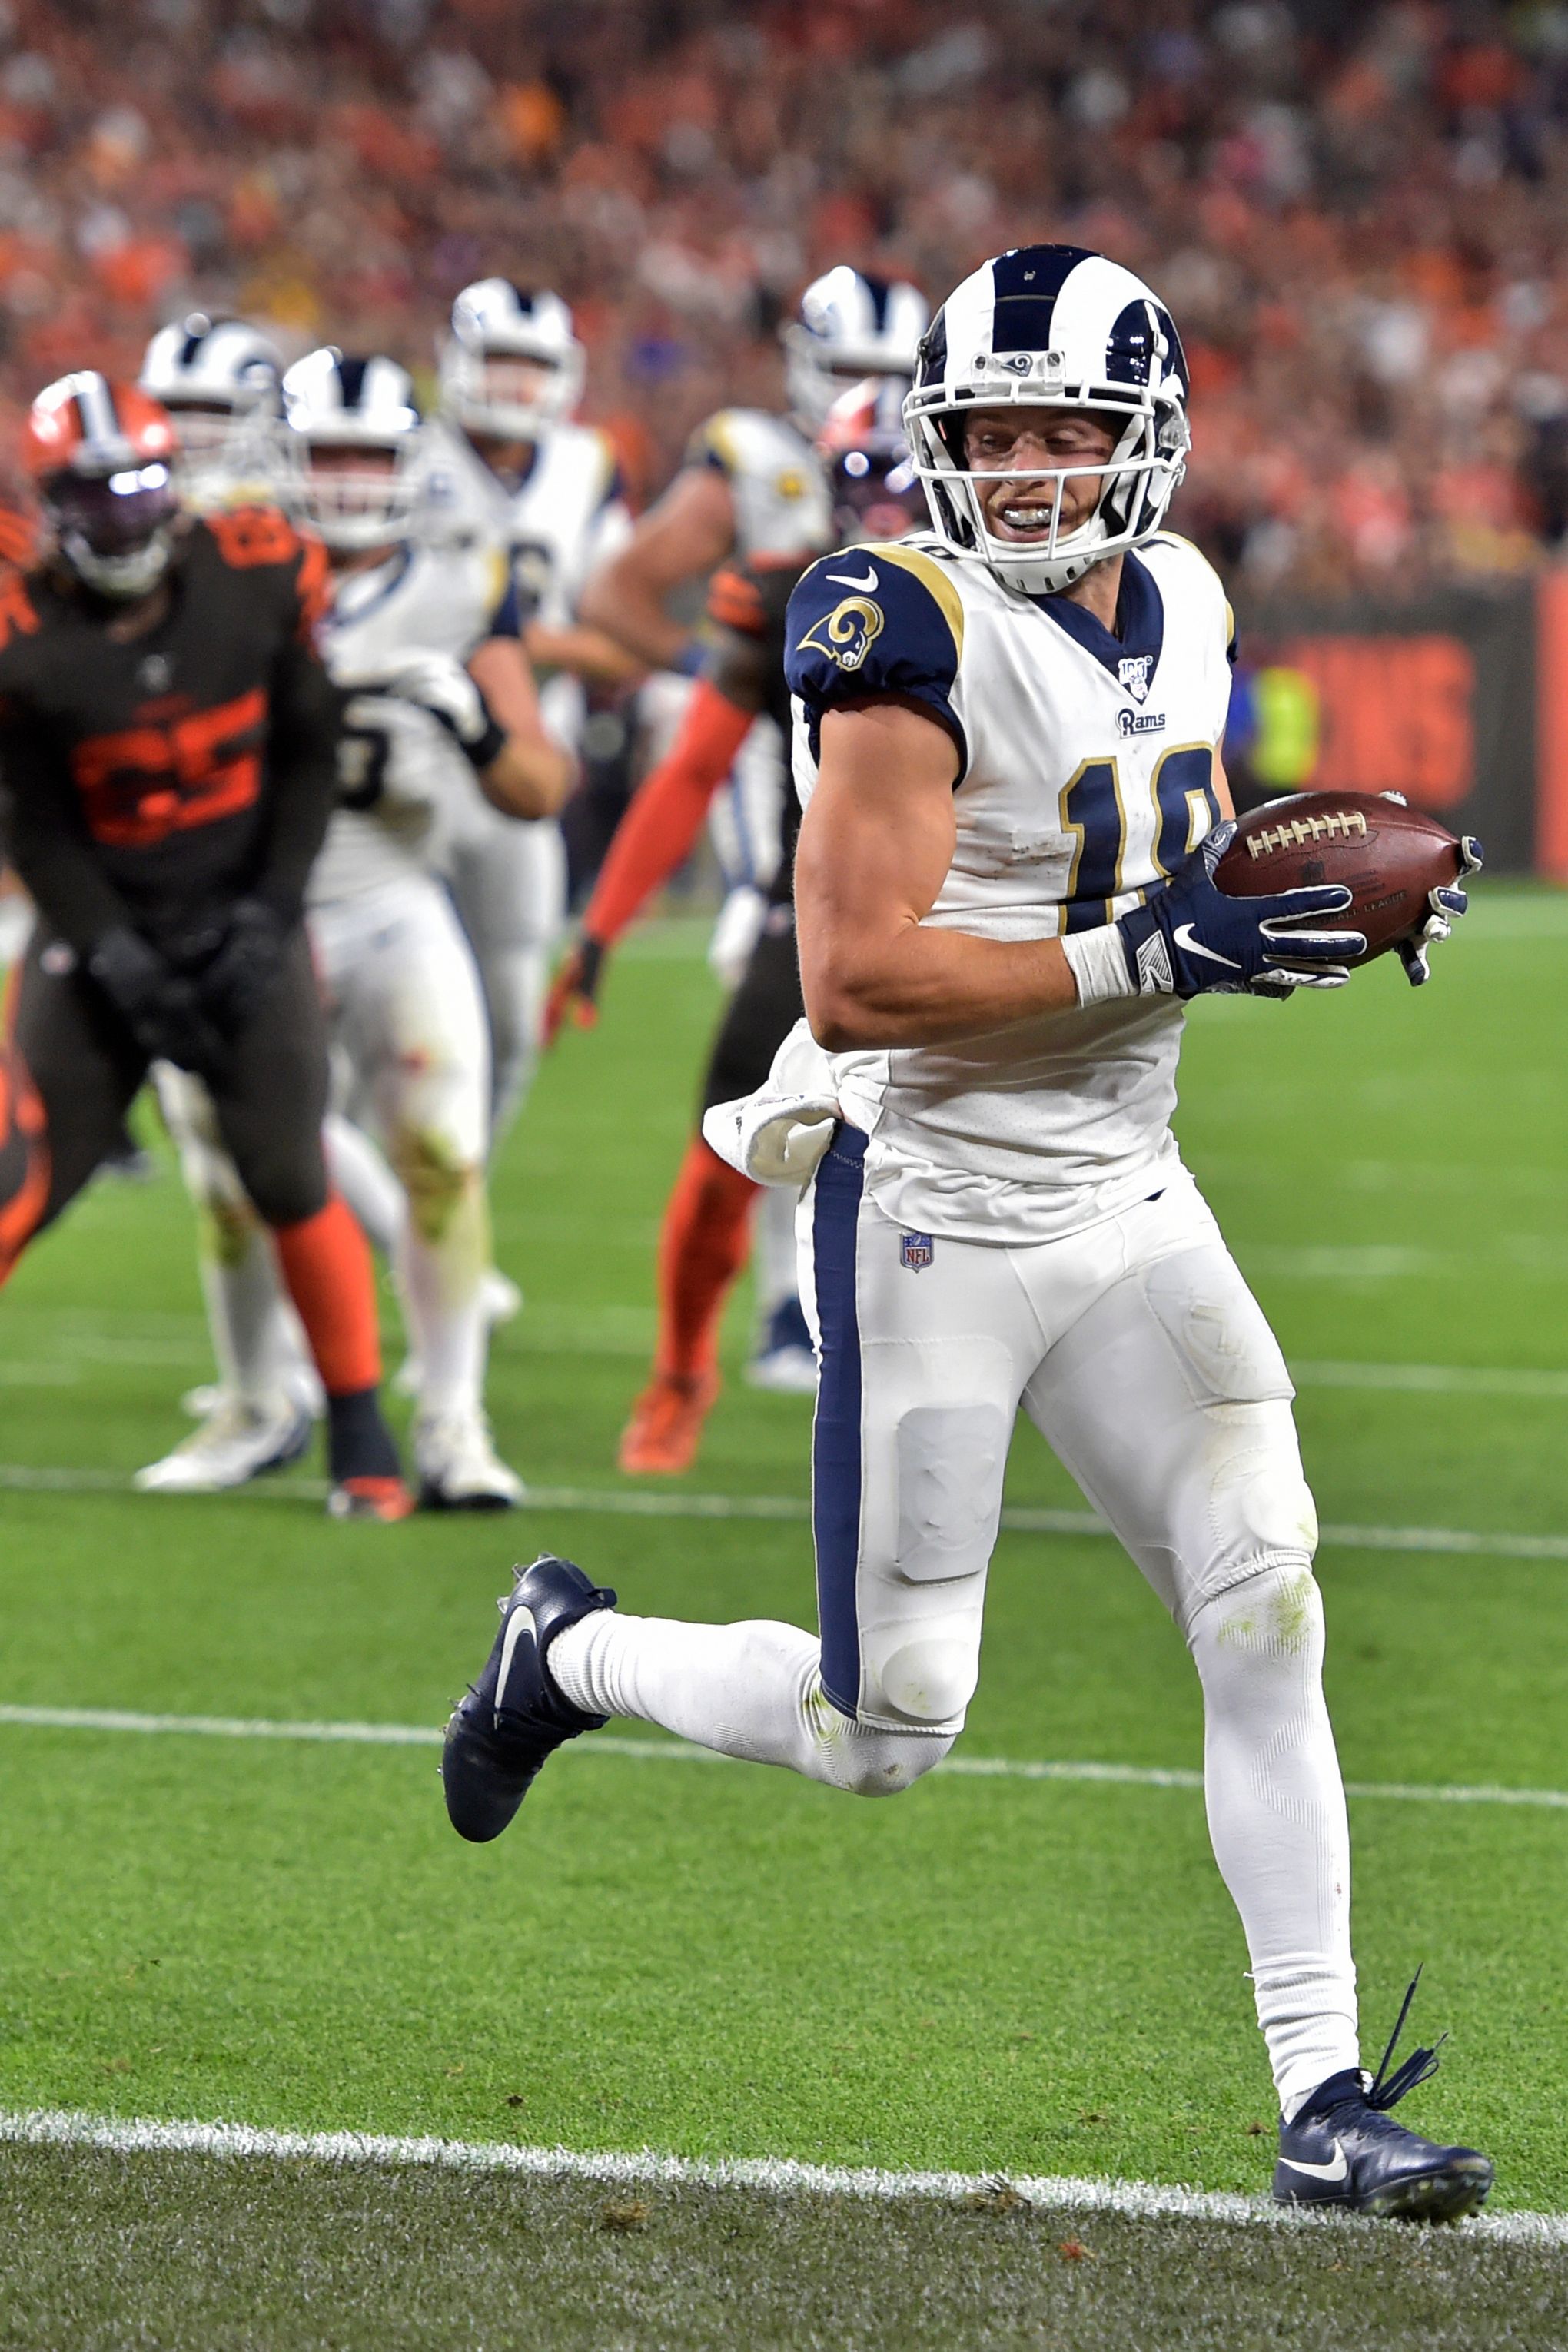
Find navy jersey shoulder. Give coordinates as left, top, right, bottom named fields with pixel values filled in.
left=784, top=541, right=967, bottom=776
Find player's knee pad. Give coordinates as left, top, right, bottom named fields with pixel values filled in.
left=388, top=1128, right=482, bottom=1247
left=1174, top=1400, right=1319, bottom=1626
left=1188, top=1558, right=1325, bottom=1676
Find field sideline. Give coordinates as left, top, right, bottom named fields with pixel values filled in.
left=1, top=894, right=1566, bottom=2347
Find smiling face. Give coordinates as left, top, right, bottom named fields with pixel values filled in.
left=960, top=404, right=1120, bottom=545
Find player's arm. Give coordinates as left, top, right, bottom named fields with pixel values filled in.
left=0, top=719, right=137, bottom=956
left=545, top=626, right=763, bottom=1038
left=1214, top=748, right=1235, bottom=821
left=578, top=466, right=734, bottom=671
left=523, top=616, right=644, bottom=685
left=465, top=634, right=575, bottom=818
left=796, top=700, right=1084, bottom=1049
left=257, top=630, right=344, bottom=923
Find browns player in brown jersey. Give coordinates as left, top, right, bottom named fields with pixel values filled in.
left=0, top=371, right=411, bottom=1518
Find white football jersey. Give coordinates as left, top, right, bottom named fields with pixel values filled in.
left=309, top=533, right=517, bottom=905
left=420, top=417, right=630, bottom=752
left=786, top=531, right=1234, bottom=1245
left=685, top=408, right=834, bottom=559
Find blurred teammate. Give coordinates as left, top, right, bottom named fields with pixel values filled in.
left=141, top=351, right=573, bottom=1508
left=422, top=281, right=636, bottom=1140
left=580, top=266, right=927, bottom=674
left=576, top=266, right=928, bottom=1409
left=138, top=314, right=284, bottom=509
left=549, top=383, right=925, bottom=1473
left=0, top=372, right=410, bottom=1517
left=443, top=245, right=1490, bottom=2220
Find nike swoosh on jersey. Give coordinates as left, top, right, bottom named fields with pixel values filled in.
left=1278, top=2141, right=1349, bottom=2183
left=494, top=1605, right=537, bottom=1713
left=825, top=563, right=879, bottom=591
left=1172, top=922, right=1242, bottom=970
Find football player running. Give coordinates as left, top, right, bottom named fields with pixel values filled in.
left=421, top=281, right=638, bottom=1144
left=139, top=351, right=572, bottom=1509
left=442, top=246, right=1490, bottom=2220
left=0, top=372, right=410, bottom=1517
left=548, top=382, right=926, bottom=1475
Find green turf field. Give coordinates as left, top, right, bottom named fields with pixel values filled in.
left=1, top=895, right=1565, bottom=2347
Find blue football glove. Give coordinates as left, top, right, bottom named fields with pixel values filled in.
left=1114, top=822, right=1367, bottom=999
left=1394, top=842, right=1483, bottom=985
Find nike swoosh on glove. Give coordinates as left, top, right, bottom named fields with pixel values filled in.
left=1114, top=822, right=1367, bottom=998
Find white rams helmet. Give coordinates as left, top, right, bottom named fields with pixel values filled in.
left=438, top=281, right=584, bottom=440
left=137, top=314, right=282, bottom=493
left=904, top=244, right=1190, bottom=597
left=279, top=350, right=424, bottom=550
left=783, top=266, right=929, bottom=431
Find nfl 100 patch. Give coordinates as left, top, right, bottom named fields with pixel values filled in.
left=899, top=1231, right=935, bottom=1272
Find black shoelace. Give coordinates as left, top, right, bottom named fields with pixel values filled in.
left=1365, top=1965, right=1446, bottom=2114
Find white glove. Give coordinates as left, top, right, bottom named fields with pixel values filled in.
left=336, top=649, right=503, bottom=762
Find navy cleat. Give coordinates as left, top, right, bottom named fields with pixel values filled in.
left=442, top=1555, right=617, bottom=1843
left=1273, top=1972, right=1493, bottom=2223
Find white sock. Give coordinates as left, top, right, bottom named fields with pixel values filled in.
left=548, top=1611, right=951, bottom=1799
left=198, top=1221, right=308, bottom=1417
left=395, top=1172, right=491, bottom=1421
left=324, top=1115, right=407, bottom=1261
left=485, top=942, right=548, bottom=1142
left=753, top=1185, right=802, bottom=1322
left=1188, top=1565, right=1359, bottom=2114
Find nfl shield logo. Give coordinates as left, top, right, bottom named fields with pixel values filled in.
left=899, top=1232, right=935, bottom=1272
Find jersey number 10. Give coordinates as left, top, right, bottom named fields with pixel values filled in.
left=1060, top=746, right=1221, bottom=932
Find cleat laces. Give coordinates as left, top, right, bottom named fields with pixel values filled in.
left=1364, top=1966, right=1445, bottom=2114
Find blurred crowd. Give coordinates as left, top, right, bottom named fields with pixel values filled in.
left=5, top=0, right=1568, bottom=594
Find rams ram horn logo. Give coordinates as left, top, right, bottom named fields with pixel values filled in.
left=798, top=594, right=885, bottom=674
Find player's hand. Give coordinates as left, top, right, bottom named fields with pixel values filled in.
left=365, top=651, right=507, bottom=772
left=543, top=937, right=606, bottom=1045
left=88, top=926, right=225, bottom=1073
left=1115, top=823, right=1367, bottom=999
left=196, top=899, right=287, bottom=1040
left=1395, top=837, right=1482, bottom=986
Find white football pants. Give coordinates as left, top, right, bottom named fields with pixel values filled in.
left=442, top=802, right=566, bottom=1141
left=550, top=1131, right=1357, bottom=2108
left=161, top=878, right=497, bottom=1423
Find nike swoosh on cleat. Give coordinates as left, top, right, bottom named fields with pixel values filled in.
left=1171, top=922, right=1242, bottom=970
left=1278, top=2141, right=1349, bottom=2183
left=493, top=1605, right=537, bottom=1716
left=824, top=564, right=879, bottom=590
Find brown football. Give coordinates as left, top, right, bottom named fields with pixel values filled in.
left=1213, top=792, right=1471, bottom=965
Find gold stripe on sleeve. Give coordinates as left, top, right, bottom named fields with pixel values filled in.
left=872, top=542, right=965, bottom=663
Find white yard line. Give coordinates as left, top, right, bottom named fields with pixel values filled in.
left=0, top=2105, right=1560, bottom=2246
left=6, top=1459, right=1568, bottom=1564
left=0, top=1703, right=1562, bottom=1812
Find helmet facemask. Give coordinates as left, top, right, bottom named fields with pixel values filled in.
left=285, top=437, right=422, bottom=552
left=904, top=356, right=1189, bottom=596
left=439, top=340, right=583, bottom=443
left=161, top=394, right=278, bottom=501
left=45, top=463, right=179, bottom=599
left=816, top=378, right=928, bottom=543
